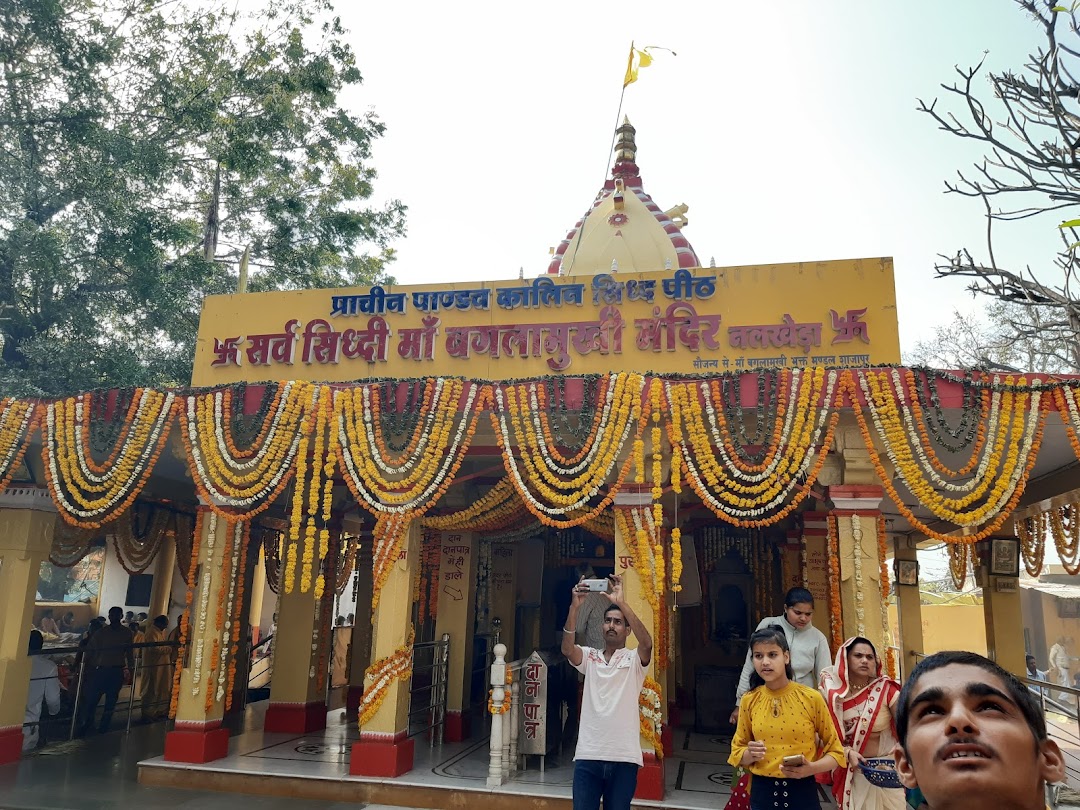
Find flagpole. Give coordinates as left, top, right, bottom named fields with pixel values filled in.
left=604, top=42, right=634, bottom=186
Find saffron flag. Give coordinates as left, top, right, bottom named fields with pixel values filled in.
left=623, top=47, right=653, bottom=87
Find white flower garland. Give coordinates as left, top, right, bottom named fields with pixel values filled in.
left=490, top=376, right=642, bottom=516
left=674, top=371, right=838, bottom=520
left=360, top=379, right=444, bottom=475
left=217, top=518, right=244, bottom=701
left=182, top=387, right=305, bottom=509
left=523, top=376, right=619, bottom=476
left=858, top=371, right=1042, bottom=526
left=45, top=391, right=174, bottom=521
left=192, top=512, right=218, bottom=695
left=337, top=380, right=481, bottom=513
left=697, top=369, right=802, bottom=484
left=851, top=514, right=865, bottom=637
left=0, top=400, right=35, bottom=479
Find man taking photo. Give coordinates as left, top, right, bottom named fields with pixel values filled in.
left=561, top=574, right=653, bottom=810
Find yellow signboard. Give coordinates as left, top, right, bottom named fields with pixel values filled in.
left=191, top=257, right=900, bottom=386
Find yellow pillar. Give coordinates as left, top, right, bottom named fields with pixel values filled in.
left=977, top=536, right=1025, bottom=677
left=0, top=488, right=57, bottom=764
left=829, top=486, right=888, bottom=656
left=164, top=506, right=250, bottom=762
left=148, top=537, right=176, bottom=620
left=490, top=543, right=517, bottom=659
left=433, top=530, right=477, bottom=742
left=613, top=486, right=663, bottom=801
left=893, top=536, right=924, bottom=681
left=264, top=553, right=330, bottom=734
left=248, top=548, right=266, bottom=644
left=345, top=540, right=373, bottom=719
left=350, top=518, right=420, bottom=777
left=801, top=512, right=832, bottom=642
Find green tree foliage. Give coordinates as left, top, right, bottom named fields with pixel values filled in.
left=0, top=0, right=405, bottom=396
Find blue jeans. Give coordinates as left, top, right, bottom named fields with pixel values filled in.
left=572, top=759, right=639, bottom=810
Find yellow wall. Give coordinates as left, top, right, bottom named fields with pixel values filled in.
left=192, top=258, right=900, bottom=386
left=888, top=604, right=987, bottom=657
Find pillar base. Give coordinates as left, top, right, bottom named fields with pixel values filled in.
left=345, top=685, right=364, bottom=719
left=164, top=723, right=230, bottom=763
left=634, top=751, right=665, bottom=800
left=0, top=724, right=23, bottom=765
left=350, top=731, right=415, bottom=777
left=264, top=701, right=327, bottom=734
left=444, top=710, right=471, bottom=743
left=661, top=723, right=674, bottom=758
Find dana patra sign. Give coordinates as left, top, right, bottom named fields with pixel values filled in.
left=192, top=258, right=901, bottom=385
left=520, top=651, right=548, bottom=757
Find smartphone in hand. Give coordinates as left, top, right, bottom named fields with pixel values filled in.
left=781, top=755, right=805, bottom=767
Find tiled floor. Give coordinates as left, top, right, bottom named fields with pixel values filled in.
left=2, top=701, right=841, bottom=809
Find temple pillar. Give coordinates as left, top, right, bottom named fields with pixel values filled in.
left=165, top=507, right=250, bottom=763
left=613, top=485, right=663, bottom=801
left=433, top=530, right=477, bottom=742
left=780, top=529, right=802, bottom=597
left=801, top=512, right=831, bottom=643
left=345, top=540, right=373, bottom=719
left=893, top=536, right=924, bottom=681
left=264, top=564, right=329, bottom=733
left=828, top=485, right=888, bottom=655
left=490, top=543, right=517, bottom=659
left=248, top=548, right=266, bottom=644
left=0, top=488, right=57, bottom=765
left=976, top=536, right=1025, bottom=677
left=148, top=536, right=176, bottom=620
left=350, top=518, right=420, bottom=777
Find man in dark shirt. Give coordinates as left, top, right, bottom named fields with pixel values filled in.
left=77, top=606, right=134, bottom=735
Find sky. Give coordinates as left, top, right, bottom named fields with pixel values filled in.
left=332, top=0, right=1054, bottom=360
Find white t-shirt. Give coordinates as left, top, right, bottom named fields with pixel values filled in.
left=572, top=646, right=646, bottom=766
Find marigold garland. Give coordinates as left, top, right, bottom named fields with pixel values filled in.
left=0, top=399, right=39, bottom=491
left=639, top=676, right=663, bottom=758
left=358, top=627, right=415, bottom=728
left=947, top=541, right=971, bottom=590
left=1016, top=513, right=1047, bottom=576
left=44, top=390, right=175, bottom=528
left=1049, top=504, right=1080, bottom=575
left=225, top=519, right=251, bottom=710
left=827, top=515, right=843, bottom=653
left=876, top=516, right=897, bottom=679
left=170, top=508, right=205, bottom=718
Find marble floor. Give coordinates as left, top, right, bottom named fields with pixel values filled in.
left=1, top=699, right=843, bottom=809
left=136, top=703, right=837, bottom=809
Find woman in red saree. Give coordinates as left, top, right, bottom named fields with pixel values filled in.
left=819, top=637, right=904, bottom=810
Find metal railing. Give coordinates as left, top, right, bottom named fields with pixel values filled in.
left=24, top=639, right=181, bottom=750
left=242, top=634, right=274, bottom=707
left=408, top=633, right=450, bottom=745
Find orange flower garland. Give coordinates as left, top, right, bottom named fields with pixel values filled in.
left=170, top=509, right=205, bottom=719
left=205, top=513, right=236, bottom=714
left=947, top=541, right=971, bottom=589
left=876, top=516, right=897, bottom=679
left=827, top=515, right=843, bottom=653
left=0, top=398, right=39, bottom=491
left=225, top=519, right=251, bottom=711
left=639, top=676, right=663, bottom=757
left=358, top=627, right=415, bottom=728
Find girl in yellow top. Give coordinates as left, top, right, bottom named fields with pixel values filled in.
left=728, top=625, right=846, bottom=810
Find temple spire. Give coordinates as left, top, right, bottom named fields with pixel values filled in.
left=613, top=116, right=637, bottom=169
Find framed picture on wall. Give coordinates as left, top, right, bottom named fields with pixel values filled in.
left=895, top=559, right=919, bottom=587
left=990, top=538, right=1020, bottom=577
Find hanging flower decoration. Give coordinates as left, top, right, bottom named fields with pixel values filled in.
left=1050, top=504, right=1080, bottom=575
left=336, top=378, right=488, bottom=516
left=422, top=479, right=521, bottom=531
left=225, top=518, right=251, bottom=710
left=111, top=502, right=171, bottom=574
left=0, top=398, right=38, bottom=490
left=827, top=515, right=843, bottom=653
left=615, top=505, right=669, bottom=672
left=639, top=676, right=663, bottom=757
left=847, top=370, right=1048, bottom=542
left=1016, top=513, right=1047, bottom=576
left=180, top=383, right=307, bottom=517
left=191, top=511, right=219, bottom=698
left=665, top=368, right=841, bottom=526
left=947, top=541, right=971, bottom=590
left=490, top=372, right=646, bottom=527
left=371, top=511, right=415, bottom=611
left=335, top=533, right=358, bottom=596
left=44, top=389, right=175, bottom=528
left=170, top=508, right=205, bottom=719
left=850, top=515, right=866, bottom=637
left=358, top=626, right=415, bottom=729
left=876, top=516, right=897, bottom=679
left=49, top=519, right=98, bottom=567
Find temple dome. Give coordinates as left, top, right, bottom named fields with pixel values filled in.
left=547, top=118, right=700, bottom=276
